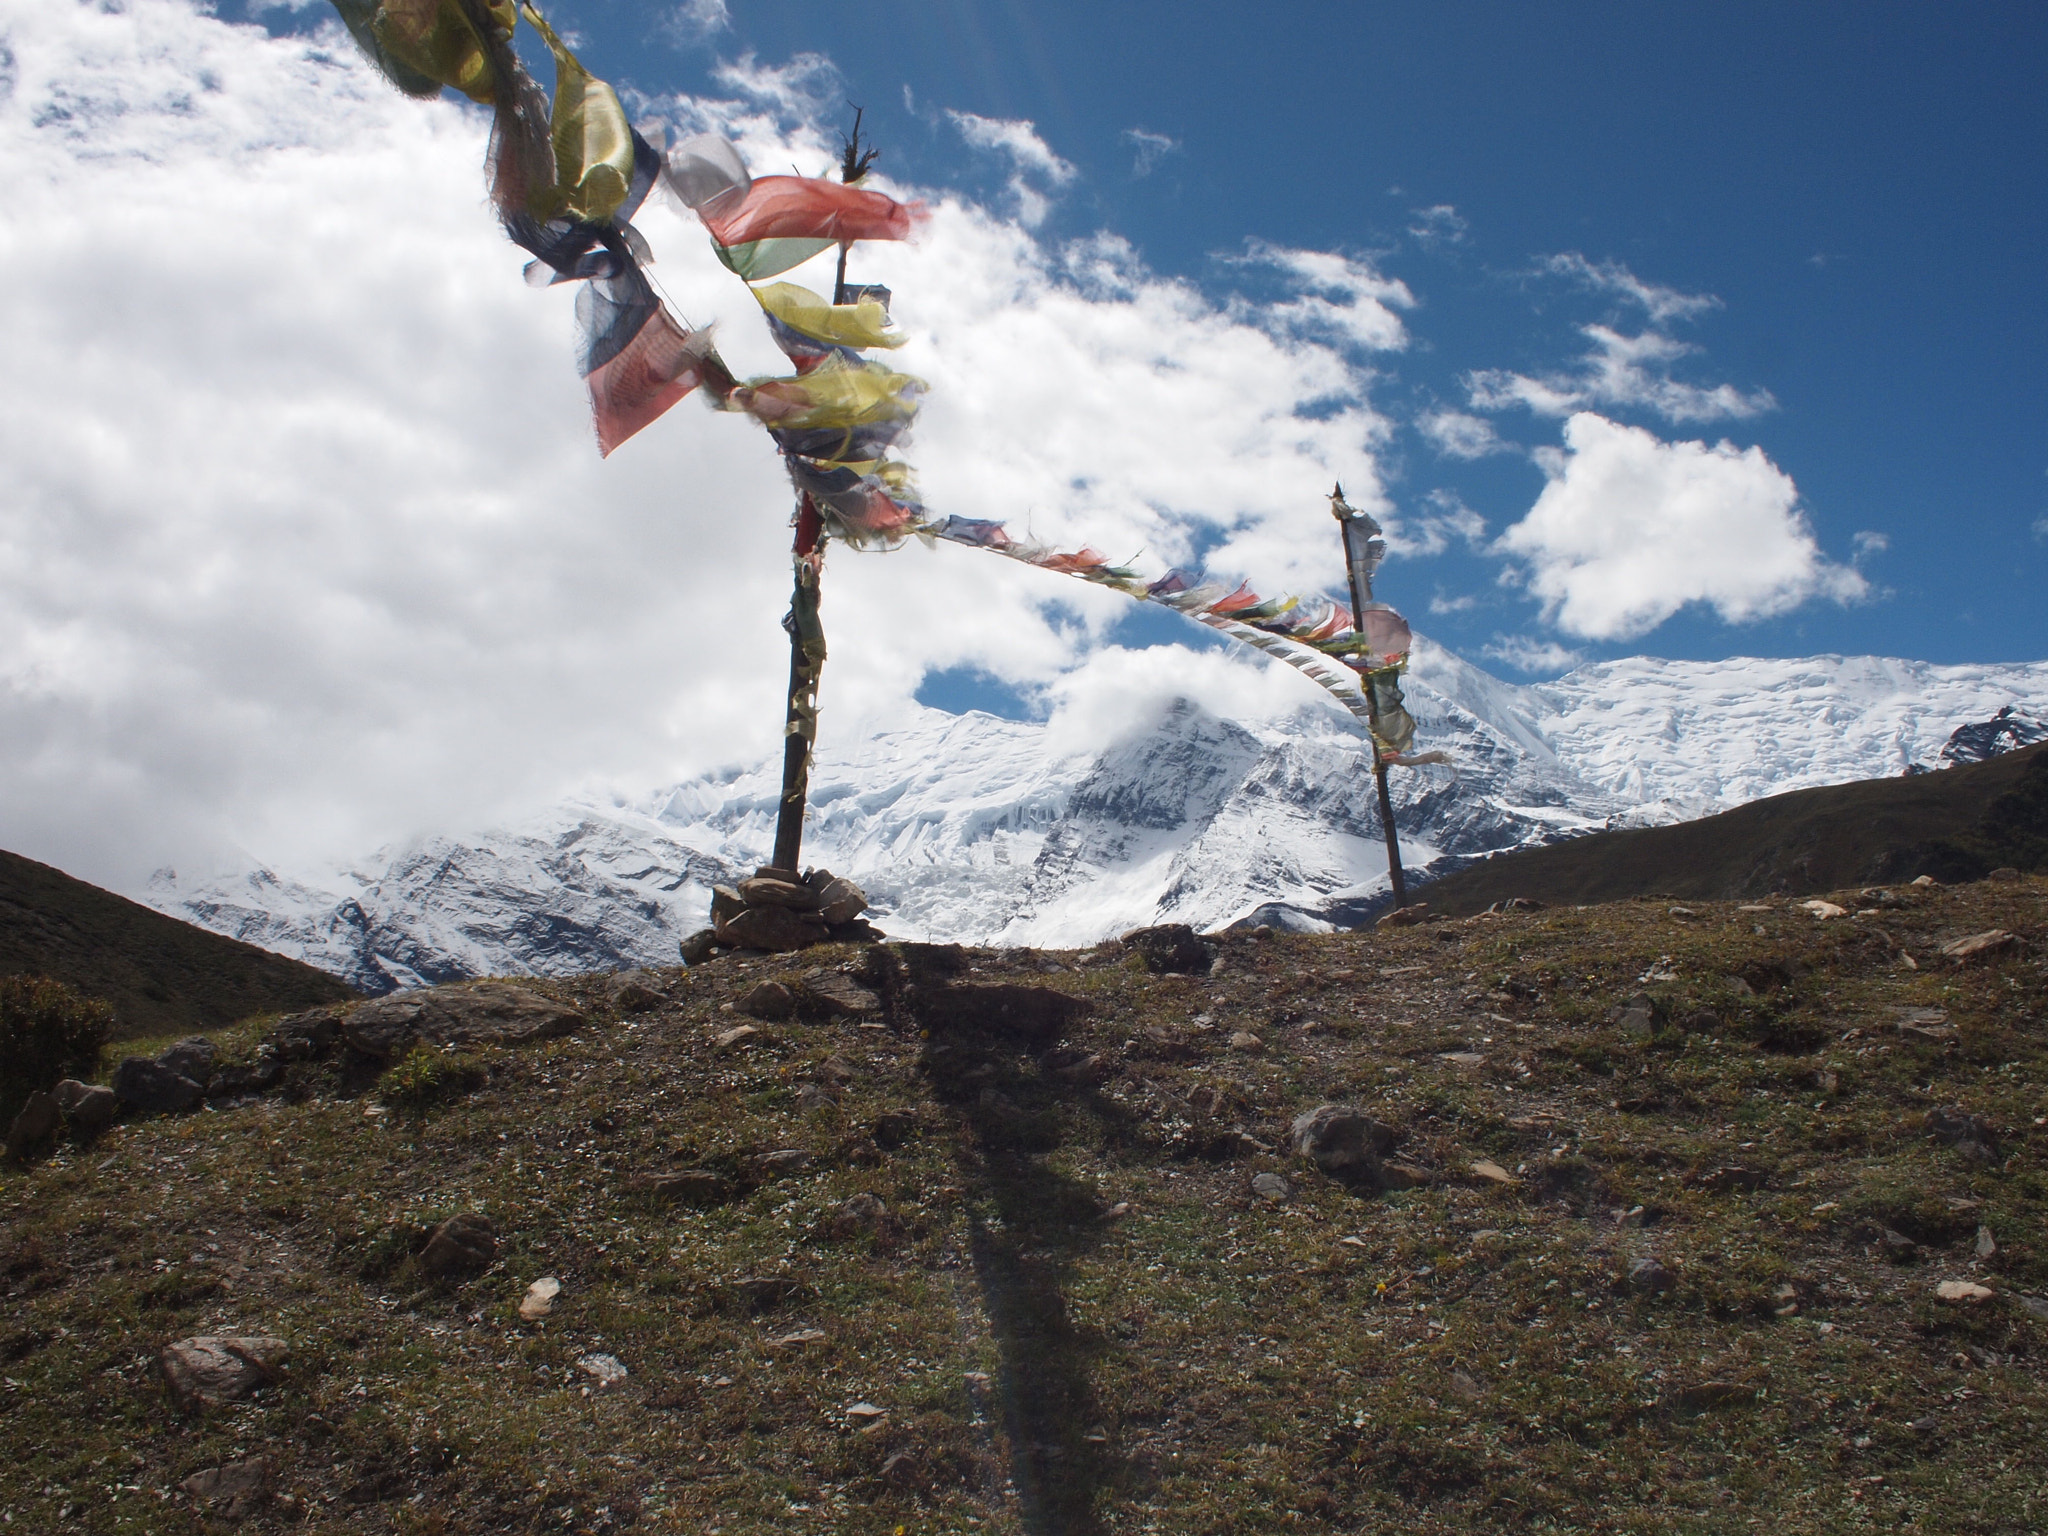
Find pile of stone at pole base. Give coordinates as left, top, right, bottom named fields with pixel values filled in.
left=680, top=866, right=883, bottom=960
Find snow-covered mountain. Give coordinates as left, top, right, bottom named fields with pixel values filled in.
left=148, top=646, right=2048, bottom=992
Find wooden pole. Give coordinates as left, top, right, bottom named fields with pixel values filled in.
left=766, top=111, right=877, bottom=875
left=1331, top=484, right=1408, bottom=911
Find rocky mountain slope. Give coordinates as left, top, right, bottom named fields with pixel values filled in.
left=3, top=878, right=2044, bottom=1532
left=147, top=647, right=2048, bottom=992
left=0, top=848, right=355, bottom=1037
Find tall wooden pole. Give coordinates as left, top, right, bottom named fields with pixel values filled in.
left=766, top=110, right=878, bottom=876
left=1332, top=484, right=1408, bottom=911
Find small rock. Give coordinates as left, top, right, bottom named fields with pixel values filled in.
left=181, top=1455, right=274, bottom=1517
left=1615, top=1205, right=1647, bottom=1228
left=1985, top=866, right=2021, bottom=882
left=813, top=874, right=869, bottom=925
left=51, top=1079, right=117, bottom=1137
left=1289, top=1104, right=1395, bottom=1180
left=678, top=928, right=719, bottom=965
left=638, top=1169, right=727, bottom=1203
left=1941, top=929, right=2021, bottom=963
left=160, top=1335, right=289, bottom=1411
left=518, top=1276, right=562, bottom=1320
left=741, top=980, right=796, bottom=1021
left=156, top=1037, right=217, bottom=1082
left=1879, top=1227, right=1920, bottom=1263
left=1377, top=902, right=1430, bottom=928
left=577, top=1352, right=628, bottom=1387
left=1935, top=1279, right=1995, bottom=1304
left=826, top=1192, right=897, bottom=1244
left=1380, top=1162, right=1429, bottom=1191
left=1628, top=1258, right=1674, bottom=1294
left=767, top=1328, right=827, bottom=1349
left=871, top=1110, right=917, bottom=1150
left=714, top=1024, right=762, bottom=1049
left=418, top=1212, right=496, bottom=1278
left=1469, top=1159, right=1514, bottom=1185
left=1667, top=905, right=1698, bottom=920
left=739, top=875, right=822, bottom=911
left=1976, top=1225, right=1997, bottom=1260
left=606, top=970, right=666, bottom=1014
left=111, top=1057, right=203, bottom=1115
left=879, top=1451, right=918, bottom=1485
left=795, top=1082, right=837, bottom=1110
left=1929, top=1106, right=2001, bottom=1163
left=1772, top=1282, right=1801, bottom=1316
left=2016, top=1295, right=2048, bottom=1321
left=845, top=1401, right=889, bottom=1422
left=1251, top=1172, right=1290, bottom=1203
left=4, top=1091, right=60, bottom=1160
left=1043, top=1049, right=1106, bottom=1084
left=1801, top=900, right=1847, bottom=920
left=717, top=902, right=829, bottom=953
left=752, top=1148, right=813, bottom=1177
left=1910, top=874, right=1940, bottom=887
left=1227, top=1031, right=1263, bottom=1051
left=1438, top=1051, right=1486, bottom=1068
left=1447, top=1369, right=1485, bottom=1402
left=1122, top=923, right=1215, bottom=975
left=796, top=969, right=880, bottom=1018
left=1615, top=993, right=1656, bottom=1031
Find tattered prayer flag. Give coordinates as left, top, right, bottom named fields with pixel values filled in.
left=346, top=0, right=515, bottom=103
left=753, top=283, right=903, bottom=352
left=732, top=361, right=924, bottom=433
left=576, top=269, right=722, bottom=455
left=520, top=4, right=636, bottom=225
left=703, top=176, right=920, bottom=249
left=712, top=236, right=838, bottom=283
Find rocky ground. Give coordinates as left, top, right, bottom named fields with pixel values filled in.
left=2, top=876, right=2045, bottom=1534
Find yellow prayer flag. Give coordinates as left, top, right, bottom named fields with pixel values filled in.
left=752, top=282, right=904, bottom=351
left=519, top=4, right=636, bottom=224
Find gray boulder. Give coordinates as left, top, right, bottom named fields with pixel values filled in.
left=160, top=1335, right=288, bottom=1411
left=418, top=1213, right=497, bottom=1278
left=1290, top=1103, right=1396, bottom=1182
left=156, top=1037, right=217, bottom=1082
left=112, top=1057, right=203, bottom=1115
left=4, top=1091, right=60, bottom=1160
left=341, top=982, right=586, bottom=1059
left=1122, top=923, right=1215, bottom=975
left=52, top=1079, right=117, bottom=1137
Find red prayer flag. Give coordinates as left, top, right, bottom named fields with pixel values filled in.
left=701, top=176, right=921, bottom=248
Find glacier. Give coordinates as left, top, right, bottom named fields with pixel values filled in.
left=147, top=645, right=2048, bottom=992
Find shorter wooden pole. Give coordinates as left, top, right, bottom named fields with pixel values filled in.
left=1331, top=484, right=1408, bottom=911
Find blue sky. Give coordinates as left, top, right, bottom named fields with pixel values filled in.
left=529, top=0, right=2048, bottom=679
left=1, top=0, right=2043, bottom=883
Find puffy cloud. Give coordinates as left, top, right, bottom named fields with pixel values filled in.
left=1495, top=414, right=1865, bottom=641
left=1480, top=636, right=1585, bottom=674
left=1122, top=127, right=1179, bottom=178
left=945, top=110, right=1076, bottom=227
left=1397, top=491, right=1486, bottom=557
left=1232, top=241, right=1413, bottom=354
left=0, top=0, right=1398, bottom=889
left=1417, top=407, right=1509, bottom=459
left=2031, top=516, right=2048, bottom=544
left=1468, top=325, right=1773, bottom=424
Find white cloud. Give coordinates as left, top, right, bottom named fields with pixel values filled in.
left=945, top=109, right=1075, bottom=227
left=1407, top=204, right=1468, bottom=248
left=1397, top=491, right=1486, bottom=557
left=1537, top=253, right=1720, bottom=324
left=1468, top=324, right=1774, bottom=424
left=1122, top=127, right=1179, bottom=178
left=1852, top=530, right=1889, bottom=561
left=1481, top=636, right=1585, bottom=674
left=1233, top=242, right=1413, bottom=354
left=1494, top=414, right=1866, bottom=641
left=1428, top=591, right=1480, bottom=616
left=662, top=0, right=732, bottom=46
left=2033, top=516, right=2048, bottom=543
left=1417, top=407, right=1509, bottom=459
left=0, top=0, right=1401, bottom=890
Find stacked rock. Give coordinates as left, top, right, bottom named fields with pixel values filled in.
left=701, top=866, right=881, bottom=955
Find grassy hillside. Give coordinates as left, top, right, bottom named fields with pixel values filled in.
left=1421, top=743, right=2048, bottom=919
left=0, top=848, right=355, bottom=1038
left=2, top=875, right=2043, bottom=1532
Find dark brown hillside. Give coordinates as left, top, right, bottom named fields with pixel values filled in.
left=1422, top=742, right=2048, bottom=918
left=0, top=848, right=355, bottom=1037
